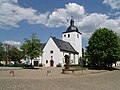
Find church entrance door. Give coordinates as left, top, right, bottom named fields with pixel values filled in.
left=50, top=60, right=54, bottom=67
left=34, top=61, right=38, bottom=66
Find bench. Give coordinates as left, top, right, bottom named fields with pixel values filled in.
left=62, top=68, right=83, bottom=74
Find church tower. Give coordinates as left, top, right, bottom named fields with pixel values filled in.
left=62, top=18, right=82, bottom=58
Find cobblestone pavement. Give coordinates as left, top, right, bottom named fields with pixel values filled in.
left=0, top=67, right=120, bottom=90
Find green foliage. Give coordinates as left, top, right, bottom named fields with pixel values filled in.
left=20, top=33, right=42, bottom=65
left=2, top=63, right=29, bottom=69
left=0, top=63, right=4, bottom=67
left=3, top=43, right=13, bottom=65
left=69, top=64, right=80, bottom=68
left=10, top=64, right=33, bottom=69
left=3, top=43, right=22, bottom=65
left=0, top=42, right=4, bottom=61
left=9, top=46, right=22, bottom=63
left=56, top=63, right=62, bottom=67
left=22, top=64, right=33, bottom=69
left=82, top=48, right=85, bottom=58
left=0, top=42, right=23, bottom=65
left=87, top=28, right=120, bottom=69
left=79, top=57, right=86, bottom=67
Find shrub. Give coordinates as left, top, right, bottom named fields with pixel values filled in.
left=9, top=64, right=21, bottom=67
left=39, top=63, right=43, bottom=67
left=0, top=63, right=4, bottom=67
left=56, top=63, right=62, bottom=67
left=21, top=64, right=28, bottom=69
left=69, top=64, right=81, bottom=68
left=22, top=64, right=34, bottom=69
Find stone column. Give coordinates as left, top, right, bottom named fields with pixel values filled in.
left=64, top=55, right=70, bottom=69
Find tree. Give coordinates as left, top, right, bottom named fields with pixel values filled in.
left=0, top=42, right=5, bottom=62
left=20, top=34, right=42, bottom=66
left=3, top=43, right=12, bottom=65
left=87, top=28, right=120, bottom=69
left=82, top=48, right=85, bottom=58
left=0, top=42, right=22, bottom=65
left=79, top=48, right=86, bottom=66
left=9, top=46, right=22, bottom=64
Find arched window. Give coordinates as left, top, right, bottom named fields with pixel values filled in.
left=68, top=34, right=70, bottom=38
left=77, top=34, right=79, bottom=38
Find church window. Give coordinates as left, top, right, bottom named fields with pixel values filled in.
left=74, top=54, right=75, bottom=63
left=51, top=56, right=53, bottom=60
left=77, top=34, right=79, bottom=38
left=46, top=60, right=48, bottom=63
left=68, top=34, right=70, bottom=38
left=64, top=34, right=66, bottom=37
left=50, top=50, right=53, bottom=54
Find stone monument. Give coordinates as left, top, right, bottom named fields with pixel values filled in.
left=64, top=55, right=70, bottom=69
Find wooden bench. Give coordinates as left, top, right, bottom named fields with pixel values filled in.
left=62, top=68, right=83, bottom=74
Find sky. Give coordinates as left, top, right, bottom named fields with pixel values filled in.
left=0, top=0, right=120, bottom=48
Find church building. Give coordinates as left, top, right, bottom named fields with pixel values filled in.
left=34, top=19, right=82, bottom=67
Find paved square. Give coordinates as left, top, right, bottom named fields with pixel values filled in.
left=0, top=67, right=120, bottom=90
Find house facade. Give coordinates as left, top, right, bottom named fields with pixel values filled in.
left=32, top=19, right=82, bottom=67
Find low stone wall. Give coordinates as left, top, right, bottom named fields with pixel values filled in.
left=0, top=67, right=22, bottom=71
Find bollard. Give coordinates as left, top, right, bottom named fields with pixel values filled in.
left=10, top=70, right=14, bottom=76
left=47, top=70, right=51, bottom=76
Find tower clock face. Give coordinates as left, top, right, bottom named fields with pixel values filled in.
left=71, top=27, right=76, bottom=30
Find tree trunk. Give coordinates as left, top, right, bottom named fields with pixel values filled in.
left=115, top=62, right=116, bottom=67
left=31, top=59, right=32, bottom=66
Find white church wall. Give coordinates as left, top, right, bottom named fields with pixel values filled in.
left=113, top=61, right=120, bottom=67
left=59, top=52, right=65, bottom=66
left=69, top=53, right=79, bottom=65
left=75, top=54, right=79, bottom=64
left=70, top=53, right=75, bottom=64
left=59, top=51, right=79, bottom=66
left=42, top=37, right=60, bottom=67
left=39, top=55, right=43, bottom=64
left=59, top=51, right=73, bottom=66
left=78, top=34, right=82, bottom=57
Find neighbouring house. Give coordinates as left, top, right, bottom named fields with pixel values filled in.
left=28, top=18, right=82, bottom=67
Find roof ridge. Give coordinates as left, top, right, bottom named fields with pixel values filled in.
left=51, top=36, right=68, bottom=43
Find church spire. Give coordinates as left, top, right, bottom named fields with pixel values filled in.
left=70, top=16, right=74, bottom=26
left=63, top=16, right=81, bottom=34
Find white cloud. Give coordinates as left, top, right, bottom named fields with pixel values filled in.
left=47, top=3, right=85, bottom=28
left=82, top=33, right=92, bottom=39
left=103, top=0, right=120, bottom=9
left=3, top=40, right=20, bottom=46
left=0, top=1, right=120, bottom=38
left=0, top=1, right=86, bottom=29
left=46, top=8, right=68, bottom=27
left=108, top=12, right=120, bottom=16
left=47, top=3, right=120, bottom=37
left=99, top=18, right=120, bottom=35
left=0, top=1, right=49, bottom=29
left=76, top=13, right=109, bottom=33
left=65, top=3, right=85, bottom=19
